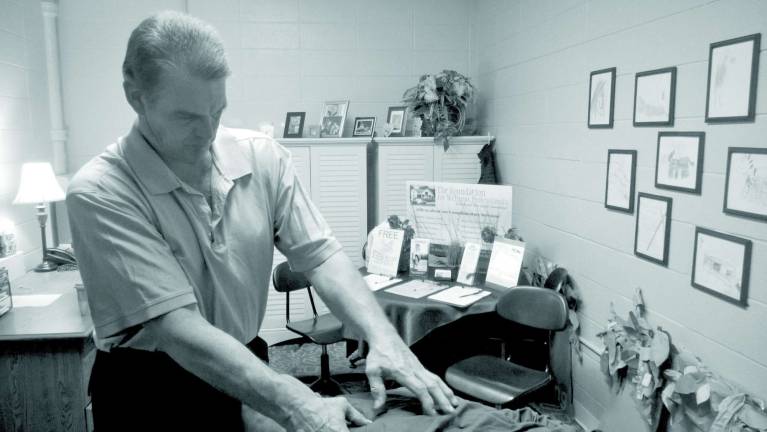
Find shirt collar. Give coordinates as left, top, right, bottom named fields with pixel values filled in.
left=211, top=126, right=252, bottom=181
left=122, top=123, right=251, bottom=195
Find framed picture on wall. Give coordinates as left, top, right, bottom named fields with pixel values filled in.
left=655, top=132, right=705, bottom=194
left=282, top=112, right=305, bottom=138
left=723, top=147, right=767, bottom=221
left=320, top=100, right=349, bottom=138
left=588, top=67, right=616, bottom=128
left=692, top=227, right=751, bottom=307
left=634, top=193, right=672, bottom=266
left=705, top=33, right=761, bottom=123
left=386, top=106, right=407, bottom=137
left=633, top=67, right=676, bottom=126
left=604, top=149, right=637, bottom=213
left=352, top=116, right=376, bottom=137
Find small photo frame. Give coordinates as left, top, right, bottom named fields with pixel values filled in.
left=634, top=193, right=672, bottom=266
left=320, top=100, right=349, bottom=138
left=692, top=227, right=751, bottom=307
left=588, top=67, right=616, bottom=128
left=282, top=112, right=305, bottom=138
left=633, top=66, right=676, bottom=126
left=705, top=33, right=761, bottom=123
left=724, top=147, right=767, bottom=222
left=386, top=106, right=407, bottom=137
left=604, top=149, right=637, bottom=213
left=352, top=116, right=376, bottom=137
left=655, top=132, right=705, bottom=194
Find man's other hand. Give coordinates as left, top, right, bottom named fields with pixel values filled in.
left=364, top=336, right=459, bottom=416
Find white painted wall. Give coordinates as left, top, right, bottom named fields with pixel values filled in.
left=470, top=0, right=767, bottom=429
left=58, top=0, right=472, bottom=174
left=0, top=0, right=56, bottom=272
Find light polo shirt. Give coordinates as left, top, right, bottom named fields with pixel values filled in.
left=67, top=124, right=342, bottom=351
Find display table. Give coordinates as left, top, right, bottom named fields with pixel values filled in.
left=0, top=270, right=95, bottom=432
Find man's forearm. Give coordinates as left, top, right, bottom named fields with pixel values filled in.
left=145, top=306, right=324, bottom=430
left=306, top=252, right=398, bottom=344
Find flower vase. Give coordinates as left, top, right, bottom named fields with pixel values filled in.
left=419, top=115, right=435, bottom=137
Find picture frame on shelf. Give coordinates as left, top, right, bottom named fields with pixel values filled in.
left=692, top=227, right=751, bottom=307
left=705, top=33, right=761, bottom=123
left=723, top=147, right=767, bottom=221
left=655, top=132, right=705, bottom=194
left=386, top=106, right=407, bottom=137
left=352, top=116, right=376, bottom=137
left=588, top=67, right=616, bottom=128
left=282, top=112, right=305, bottom=138
left=320, top=100, right=349, bottom=138
left=604, top=149, right=637, bottom=213
left=633, top=66, right=676, bottom=126
left=634, top=193, right=672, bottom=266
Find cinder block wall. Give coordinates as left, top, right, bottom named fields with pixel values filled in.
left=470, top=0, right=766, bottom=429
left=0, top=0, right=55, bottom=271
left=59, top=0, right=473, bottom=174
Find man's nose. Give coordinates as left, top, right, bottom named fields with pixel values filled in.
left=198, top=117, right=218, bottom=140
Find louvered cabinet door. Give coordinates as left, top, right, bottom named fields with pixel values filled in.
left=263, top=146, right=312, bottom=345
left=434, top=143, right=484, bottom=184
left=377, top=144, right=435, bottom=224
left=309, top=144, right=368, bottom=315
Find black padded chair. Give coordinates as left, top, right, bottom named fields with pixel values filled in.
left=272, top=261, right=345, bottom=395
left=444, top=286, right=568, bottom=408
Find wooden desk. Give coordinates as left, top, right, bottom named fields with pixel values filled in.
left=0, top=270, right=95, bottom=432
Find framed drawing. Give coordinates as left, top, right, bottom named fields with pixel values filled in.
left=705, top=33, right=761, bottom=123
left=588, top=67, right=616, bottom=128
left=692, top=227, right=751, bottom=307
left=633, top=67, right=676, bottom=126
left=604, top=149, right=637, bottom=213
left=352, top=116, right=376, bottom=137
left=320, top=100, right=349, bottom=138
left=634, top=193, right=672, bottom=266
left=724, top=147, right=767, bottom=221
left=282, top=112, right=305, bottom=138
left=386, top=106, right=407, bottom=137
left=655, top=132, right=705, bottom=194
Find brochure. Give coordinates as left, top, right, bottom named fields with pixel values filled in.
left=428, top=286, right=492, bottom=307
left=385, top=279, right=446, bottom=299
left=363, top=274, right=402, bottom=292
left=456, top=242, right=481, bottom=285
left=409, top=238, right=430, bottom=277
left=366, top=227, right=404, bottom=277
left=484, top=237, right=525, bottom=289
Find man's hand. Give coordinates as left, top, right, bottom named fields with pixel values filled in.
left=364, top=335, right=459, bottom=416
left=284, top=377, right=371, bottom=432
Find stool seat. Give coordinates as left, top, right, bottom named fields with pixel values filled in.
left=286, top=314, right=343, bottom=345
left=446, top=355, right=551, bottom=405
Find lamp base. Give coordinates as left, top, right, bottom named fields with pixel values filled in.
left=34, top=259, right=58, bottom=272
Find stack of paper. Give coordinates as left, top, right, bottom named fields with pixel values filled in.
left=428, top=286, right=491, bottom=307
left=363, top=274, right=402, bottom=292
left=385, top=280, right=446, bottom=299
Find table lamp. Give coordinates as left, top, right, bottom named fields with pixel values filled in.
left=13, top=162, right=66, bottom=272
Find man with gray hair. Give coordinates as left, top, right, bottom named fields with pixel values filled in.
left=67, top=11, right=457, bottom=431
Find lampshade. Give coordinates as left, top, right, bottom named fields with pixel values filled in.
left=13, top=162, right=66, bottom=205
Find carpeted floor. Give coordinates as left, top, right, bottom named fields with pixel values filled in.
left=269, top=341, right=583, bottom=430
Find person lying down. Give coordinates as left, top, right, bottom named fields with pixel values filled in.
left=244, top=387, right=579, bottom=432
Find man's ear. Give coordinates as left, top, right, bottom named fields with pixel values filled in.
left=123, top=80, right=147, bottom=115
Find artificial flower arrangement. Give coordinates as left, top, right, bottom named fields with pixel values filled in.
left=402, top=70, right=475, bottom=149
left=598, top=289, right=767, bottom=431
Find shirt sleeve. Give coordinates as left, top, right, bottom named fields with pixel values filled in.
left=67, top=190, right=197, bottom=341
left=270, top=144, right=343, bottom=272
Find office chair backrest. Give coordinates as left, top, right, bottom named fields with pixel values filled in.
left=496, top=286, right=568, bottom=331
left=272, top=261, right=310, bottom=293
left=272, top=261, right=318, bottom=319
